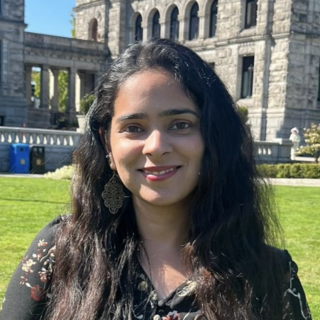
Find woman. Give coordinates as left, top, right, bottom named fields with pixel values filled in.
left=0, top=39, right=311, bottom=320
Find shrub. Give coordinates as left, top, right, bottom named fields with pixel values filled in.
left=258, top=163, right=320, bottom=179
left=236, top=106, right=249, bottom=124
left=44, top=165, right=75, bottom=180
left=297, top=123, right=320, bottom=157
left=80, top=94, right=95, bottom=115
left=257, top=164, right=277, bottom=178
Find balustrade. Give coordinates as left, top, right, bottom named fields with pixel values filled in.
left=0, top=127, right=81, bottom=147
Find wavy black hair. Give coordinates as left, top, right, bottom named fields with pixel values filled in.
left=46, top=39, right=285, bottom=320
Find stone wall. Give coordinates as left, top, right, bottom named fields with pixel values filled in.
left=0, top=0, right=27, bottom=127
left=74, top=0, right=107, bottom=43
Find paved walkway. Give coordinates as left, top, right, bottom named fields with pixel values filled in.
left=1, top=173, right=320, bottom=187
left=268, top=178, right=320, bottom=187
left=0, top=173, right=45, bottom=178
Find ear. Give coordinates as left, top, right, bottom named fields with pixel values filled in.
left=108, top=153, right=117, bottom=171
left=99, top=128, right=116, bottom=170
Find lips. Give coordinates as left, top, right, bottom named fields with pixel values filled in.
left=139, top=166, right=180, bottom=181
left=143, top=167, right=175, bottom=176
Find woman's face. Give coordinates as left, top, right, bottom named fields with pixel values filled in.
left=108, top=69, right=204, bottom=208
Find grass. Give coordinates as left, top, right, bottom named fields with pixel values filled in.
left=274, top=186, right=320, bottom=317
left=0, top=177, right=319, bottom=318
left=0, top=177, right=70, bottom=299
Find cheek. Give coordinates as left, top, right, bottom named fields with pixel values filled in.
left=112, top=141, right=143, bottom=170
left=190, top=136, right=205, bottom=166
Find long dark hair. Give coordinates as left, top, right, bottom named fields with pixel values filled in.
left=46, top=39, right=285, bottom=320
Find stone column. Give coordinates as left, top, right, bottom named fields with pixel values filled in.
left=93, top=72, right=99, bottom=92
left=49, top=69, right=59, bottom=125
left=75, top=71, right=84, bottom=113
left=49, top=69, right=59, bottom=111
left=67, top=67, right=77, bottom=123
left=198, top=11, right=206, bottom=40
left=25, top=66, right=32, bottom=106
left=160, top=18, right=166, bottom=38
left=142, top=21, right=148, bottom=41
left=40, top=65, right=49, bottom=109
left=178, top=16, right=186, bottom=42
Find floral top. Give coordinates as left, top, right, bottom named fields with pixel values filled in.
left=0, top=216, right=312, bottom=320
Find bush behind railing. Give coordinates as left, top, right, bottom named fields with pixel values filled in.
left=258, top=163, right=320, bottom=179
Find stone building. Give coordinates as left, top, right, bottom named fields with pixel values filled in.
left=0, top=0, right=27, bottom=127
left=74, top=0, right=320, bottom=140
left=1, top=0, right=320, bottom=140
left=0, top=0, right=107, bottom=128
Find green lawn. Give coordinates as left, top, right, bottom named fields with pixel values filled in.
left=0, top=177, right=70, bottom=299
left=0, top=177, right=319, bottom=318
left=274, top=186, right=320, bottom=317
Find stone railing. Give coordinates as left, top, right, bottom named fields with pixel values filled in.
left=0, top=126, right=293, bottom=173
left=25, top=32, right=105, bottom=55
left=0, top=127, right=82, bottom=173
left=254, top=139, right=292, bottom=164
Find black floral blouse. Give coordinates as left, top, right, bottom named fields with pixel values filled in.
left=0, top=216, right=312, bottom=320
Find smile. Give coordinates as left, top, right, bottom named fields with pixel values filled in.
left=143, top=168, right=175, bottom=176
left=139, top=166, right=180, bottom=181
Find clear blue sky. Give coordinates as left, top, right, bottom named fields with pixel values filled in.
left=25, top=0, right=76, bottom=37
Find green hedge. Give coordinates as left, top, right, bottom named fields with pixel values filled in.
left=258, top=163, right=320, bottom=179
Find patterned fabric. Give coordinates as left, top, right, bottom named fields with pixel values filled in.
left=0, top=217, right=312, bottom=320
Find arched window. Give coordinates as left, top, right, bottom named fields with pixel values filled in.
left=135, top=14, right=143, bottom=41
left=170, top=7, right=179, bottom=41
left=90, top=19, right=98, bottom=41
left=152, top=10, right=161, bottom=39
left=209, top=1, right=218, bottom=37
left=189, top=3, right=199, bottom=40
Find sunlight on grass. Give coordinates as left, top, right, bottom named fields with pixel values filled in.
left=274, top=186, right=320, bottom=317
left=0, top=178, right=318, bottom=318
left=0, top=177, right=70, bottom=298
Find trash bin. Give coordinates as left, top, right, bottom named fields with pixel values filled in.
left=30, top=145, right=45, bottom=174
left=9, top=143, right=30, bottom=173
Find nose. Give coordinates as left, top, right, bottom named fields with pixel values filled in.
left=142, top=130, right=172, bottom=157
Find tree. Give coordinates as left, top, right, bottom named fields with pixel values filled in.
left=58, top=71, right=68, bottom=113
left=70, top=12, right=76, bottom=38
left=297, top=123, right=320, bottom=159
left=236, top=106, right=249, bottom=124
left=31, top=70, right=40, bottom=98
left=80, top=94, right=95, bottom=115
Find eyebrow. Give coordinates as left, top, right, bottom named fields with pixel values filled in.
left=116, top=108, right=199, bottom=123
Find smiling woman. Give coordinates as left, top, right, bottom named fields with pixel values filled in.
left=0, top=39, right=312, bottom=320
left=108, top=70, right=204, bottom=209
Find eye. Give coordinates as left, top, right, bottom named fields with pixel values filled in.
left=170, top=122, right=191, bottom=130
left=123, top=125, right=143, bottom=133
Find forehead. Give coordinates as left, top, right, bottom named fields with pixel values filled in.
left=113, top=69, right=197, bottom=115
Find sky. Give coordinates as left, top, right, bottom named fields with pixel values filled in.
left=25, top=0, right=76, bottom=38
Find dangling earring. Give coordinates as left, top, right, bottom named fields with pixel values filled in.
left=101, top=173, right=125, bottom=214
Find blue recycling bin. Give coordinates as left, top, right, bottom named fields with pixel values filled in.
left=9, top=143, right=30, bottom=173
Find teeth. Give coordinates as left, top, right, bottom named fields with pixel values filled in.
left=144, top=168, right=175, bottom=175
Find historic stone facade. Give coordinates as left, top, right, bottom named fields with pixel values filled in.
left=0, top=0, right=27, bottom=127
left=74, top=0, right=320, bottom=140
left=0, top=0, right=107, bottom=128
left=0, top=0, right=319, bottom=139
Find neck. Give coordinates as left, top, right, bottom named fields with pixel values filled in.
left=133, top=197, right=190, bottom=250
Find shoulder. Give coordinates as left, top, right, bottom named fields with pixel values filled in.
left=19, top=215, right=68, bottom=297
left=264, top=245, right=291, bottom=269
